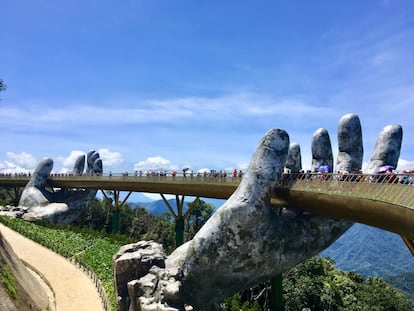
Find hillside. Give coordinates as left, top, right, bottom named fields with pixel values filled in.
left=129, top=197, right=225, bottom=215
left=384, top=272, right=414, bottom=302
left=321, top=223, right=414, bottom=277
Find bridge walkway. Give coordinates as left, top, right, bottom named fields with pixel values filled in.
left=1, top=172, right=413, bottom=251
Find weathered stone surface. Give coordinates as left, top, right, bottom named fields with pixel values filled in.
left=113, top=241, right=166, bottom=311
left=18, top=150, right=102, bottom=223
left=311, top=128, right=333, bottom=172
left=19, top=158, right=54, bottom=209
left=336, top=113, right=363, bottom=173
left=115, top=124, right=357, bottom=311
left=365, top=124, right=403, bottom=173
left=285, top=143, right=302, bottom=173
left=109, top=114, right=404, bottom=311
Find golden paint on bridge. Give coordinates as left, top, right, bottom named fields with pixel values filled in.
left=1, top=173, right=413, bottom=247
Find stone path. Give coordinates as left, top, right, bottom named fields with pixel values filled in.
left=0, top=223, right=104, bottom=311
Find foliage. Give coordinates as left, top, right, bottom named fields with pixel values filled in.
left=184, top=199, right=214, bottom=240
left=222, top=293, right=261, bottom=311
left=385, top=272, right=414, bottom=302
left=283, top=257, right=413, bottom=311
left=71, top=197, right=177, bottom=252
left=1, top=265, right=17, bottom=299
left=321, top=223, right=414, bottom=277
left=0, top=187, right=23, bottom=207
left=222, top=257, right=413, bottom=311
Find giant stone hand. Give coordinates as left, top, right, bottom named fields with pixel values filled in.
left=19, top=150, right=102, bottom=223
left=113, top=113, right=404, bottom=311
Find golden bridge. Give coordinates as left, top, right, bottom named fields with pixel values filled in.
left=0, top=172, right=413, bottom=254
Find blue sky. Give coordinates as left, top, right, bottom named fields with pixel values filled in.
left=1, top=0, right=414, bottom=176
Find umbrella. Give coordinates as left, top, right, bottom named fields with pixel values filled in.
left=182, top=167, right=190, bottom=172
left=375, top=165, right=394, bottom=173
left=318, top=165, right=332, bottom=173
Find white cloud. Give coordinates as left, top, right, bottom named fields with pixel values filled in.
left=5, top=152, right=37, bottom=169
left=56, top=148, right=123, bottom=172
left=361, top=158, right=414, bottom=173
left=58, top=150, right=86, bottom=169
left=0, top=161, right=32, bottom=174
left=57, top=150, right=87, bottom=173
left=0, top=93, right=334, bottom=129
left=396, top=158, right=414, bottom=172
left=98, top=148, right=123, bottom=168
left=134, top=156, right=178, bottom=172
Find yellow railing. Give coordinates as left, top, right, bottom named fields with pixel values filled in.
left=0, top=172, right=413, bottom=209
left=277, top=173, right=414, bottom=209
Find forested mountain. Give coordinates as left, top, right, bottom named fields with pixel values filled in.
left=130, top=198, right=225, bottom=215
left=321, top=223, right=414, bottom=277
left=321, top=223, right=414, bottom=302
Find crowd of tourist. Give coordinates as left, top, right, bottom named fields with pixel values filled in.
left=2, top=167, right=414, bottom=185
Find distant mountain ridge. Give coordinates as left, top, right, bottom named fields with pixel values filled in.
left=128, top=198, right=225, bottom=215
left=321, top=223, right=414, bottom=278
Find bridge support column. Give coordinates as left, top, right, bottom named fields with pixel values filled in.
left=271, top=274, right=284, bottom=311
left=101, top=190, right=132, bottom=233
left=175, top=217, right=185, bottom=246
left=160, top=194, right=199, bottom=247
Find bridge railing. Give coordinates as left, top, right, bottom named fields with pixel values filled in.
left=1, top=172, right=413, bottom=208
left=277, top=172, right=414, bottom=209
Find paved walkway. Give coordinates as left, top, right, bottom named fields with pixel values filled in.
left=0, top=223, right=103, bottom=311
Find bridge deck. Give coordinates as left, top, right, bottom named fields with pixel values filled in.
left=1, top=173, right=413, bottom=239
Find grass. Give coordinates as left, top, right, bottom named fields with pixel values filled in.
left=1, top=265, right=17, bottom=299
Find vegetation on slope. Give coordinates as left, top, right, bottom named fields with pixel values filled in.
left=1, top=265, right=17, bottom=299
left=321, top=223, right=414, bottom=277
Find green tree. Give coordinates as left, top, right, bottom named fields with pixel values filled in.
left=283, top=257, right=413, bottom=311
left=184, top=199, right=214, bottom=240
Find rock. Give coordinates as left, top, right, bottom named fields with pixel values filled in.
left=113, top=241, right=166, bottom=311
left=311, top=128, right=333, bottom=172
left=115, top=125, right=355, bottom=311
left=336, top=113, right=363, bottom=173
